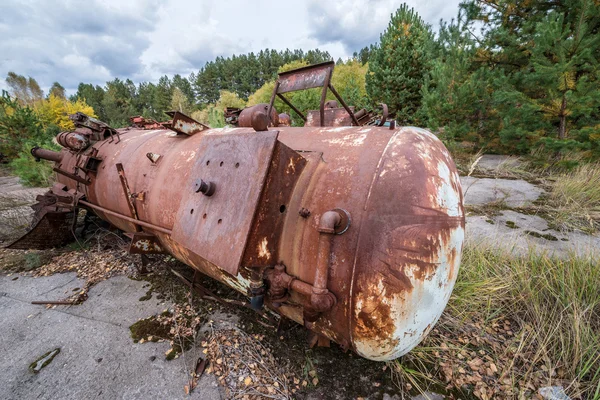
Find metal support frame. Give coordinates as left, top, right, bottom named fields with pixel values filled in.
left=266, top=61, right=360, bottom=127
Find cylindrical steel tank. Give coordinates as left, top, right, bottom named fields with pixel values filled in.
left=49, top=124, right=464, bottom=361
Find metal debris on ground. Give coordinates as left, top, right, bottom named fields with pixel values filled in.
left=203, top=327, right=297, bottom=399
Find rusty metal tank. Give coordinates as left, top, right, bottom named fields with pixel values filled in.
left=20, top=62, right=464, bottom=361
left=26, top=121, right=464, bottom=361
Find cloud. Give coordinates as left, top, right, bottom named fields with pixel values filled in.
left=306, top=0, right=461, bottom=51
left=0, top=0, right=160, bottom=93
left=0, top=0, right=462, bottom=96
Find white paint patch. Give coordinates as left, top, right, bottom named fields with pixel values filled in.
left=258, top=238, right=271, bottom=260
left=221, top=272, right=252, bottom=294
left=287, top=158, right=296, bottom=173
left=353, top=226, right=465, bottom=361
left=185, top=151, right=196, bottom=162
left=434, top=160, right=461, bottom=217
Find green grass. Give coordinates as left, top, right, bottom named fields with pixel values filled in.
left=392, top=245, right=600, bottom=399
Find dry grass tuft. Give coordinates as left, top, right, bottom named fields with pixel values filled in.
left=392, top=245, right=600, bottom=399
left=547, top=163, right=600, bottom=233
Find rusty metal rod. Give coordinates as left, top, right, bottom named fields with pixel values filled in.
left=52, top=168, right=91, bottom=185
left=79, top=200, right=172, bottom=235
left=319, top=69, right=332, bottom=127
left=31, top=147, right=63, bottom=163
left=31, top=300, right=75, bottom=305
left=277, top=93, right=307, bottom=121
left=267, top=81, right=280, bottom=123
left=328, top=84, right=360, bottom=126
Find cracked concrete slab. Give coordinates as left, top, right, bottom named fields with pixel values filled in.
left=0, top=273, right=221, bottom=400
left=461, top=176, right=544, bottom=207
left=466, top=210, right=600, bottom=259
left=0, top=176, right=46, bottom=244
left=474, top=155, right=522, bottom=172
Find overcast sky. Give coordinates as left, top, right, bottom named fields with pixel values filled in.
left=0, top=0, right=461, bottom=96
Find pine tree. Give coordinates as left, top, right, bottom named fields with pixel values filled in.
left=422, top=16, right=499, bottom=147
left=464, top=0, right=600, bottom=154
left=366, top=4, right=434, bottom=124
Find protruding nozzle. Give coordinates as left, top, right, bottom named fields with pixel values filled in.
left=31, top=147, right=63, bottom=163
left=193, top=179, right=216, bottom=196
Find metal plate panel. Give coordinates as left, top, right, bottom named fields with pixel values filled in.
left=171, top=131, right=279, bottom=275
left=277, top=62, right=334, bottom=93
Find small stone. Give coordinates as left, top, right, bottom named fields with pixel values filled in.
left=96, top=358, right=102, bottom=363
left=149, top=356, right=156, bottom=362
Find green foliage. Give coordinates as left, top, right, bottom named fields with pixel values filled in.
left=366, top=4, right=434, bottom=124
left=352, top=44, right=377, bottom=65
left=422, top=15, right=499, bottom=149
left=461, top=0, right=600, bottom=156
left=101, top=78, right=137, bottom=127
left=9, top=135, right=60, bottom=187
left=72, top=83, right=105, bottom=121
left=0, top=91, right=44, bottom=159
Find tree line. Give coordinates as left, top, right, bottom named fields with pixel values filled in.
left=2, top=0, right=599, bottom=186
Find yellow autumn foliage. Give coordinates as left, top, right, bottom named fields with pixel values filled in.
left=34, top=94, right=96, bottom=131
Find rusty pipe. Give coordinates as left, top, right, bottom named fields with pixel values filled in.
left=314, top=210, right=342, bottom=287
left=266, top=210, right=344, bottom=320
left=31, top=147, right=63, bottom=163
left=79, top=200, right=172, bottom=235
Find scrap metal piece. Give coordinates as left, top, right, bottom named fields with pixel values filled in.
left=164, top=111, right=208, bottom=136
left=267, top=61, right=360, bottom=126
left=276, top=61, right=334, bottom=93
left=52, top=167, right=90, bottom=185
left=125, top=232, right=165, bottom=254
left=130, top=116, right=167, bottom=130
left=146, top=152, right=161, bottom=164
left=7, top=187, right=78, bottom=250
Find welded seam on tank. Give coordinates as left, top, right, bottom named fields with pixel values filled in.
left=347, top=128, right=404, bottom=349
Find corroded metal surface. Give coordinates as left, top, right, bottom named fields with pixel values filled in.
left=171, top=131, right=279, bottom=276
left=305, top=107, right=355, bottom=127
left=276, top=61, right=334, bottom=93
left=237, top=104, right=279, bottom=128
left=164, top=111, right=208, bottom=135
left=21, top=115, right=464, bottom=361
